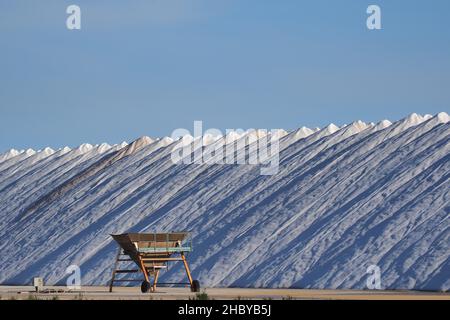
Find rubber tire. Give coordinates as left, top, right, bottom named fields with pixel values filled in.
left=191, top=280, right=200, bottom=293
left=141, top=280, right=151, bottom=293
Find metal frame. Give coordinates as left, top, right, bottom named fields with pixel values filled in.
left=109, top=232, right=198, bottom=293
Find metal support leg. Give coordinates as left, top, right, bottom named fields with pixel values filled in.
left=181, top=253, right=193, bottom=286
left=138, top=256, right=149, bottom=283
left=109, top=247, right=122, bottom=292
left=153, top=269, right=160, bottom=292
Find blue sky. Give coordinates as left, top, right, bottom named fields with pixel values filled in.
left=1, top=0, right=449, bottom=151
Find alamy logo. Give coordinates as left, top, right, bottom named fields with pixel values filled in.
left=170, top=121, right=281, bottom=175
left=66, top=264, right=81, bottom=290
left=66, top=5, right=81, bottom=30
left=367, top=5, right=382, bottom=30
left=366, top=264, right=382, bottom=289
left=63, top=5, right=381, bottom=32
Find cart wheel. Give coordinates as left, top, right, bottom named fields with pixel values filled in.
left=191, top=280, right=200, bottom=292
left=141, top=281, right=151, bottom=293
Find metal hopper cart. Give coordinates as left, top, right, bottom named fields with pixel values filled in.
left=109, top=232, right=200, bottom=293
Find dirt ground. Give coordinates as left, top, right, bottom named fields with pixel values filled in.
left=0, top=286, right=449, bottom=300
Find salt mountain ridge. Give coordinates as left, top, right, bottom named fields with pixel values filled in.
left=0, top=112, right=448, bottom=290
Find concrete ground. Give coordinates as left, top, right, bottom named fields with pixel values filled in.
left=0, top=286, right=449, bottom=300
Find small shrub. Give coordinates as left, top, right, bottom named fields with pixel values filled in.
left=190, top=290, right=209, bottom=300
